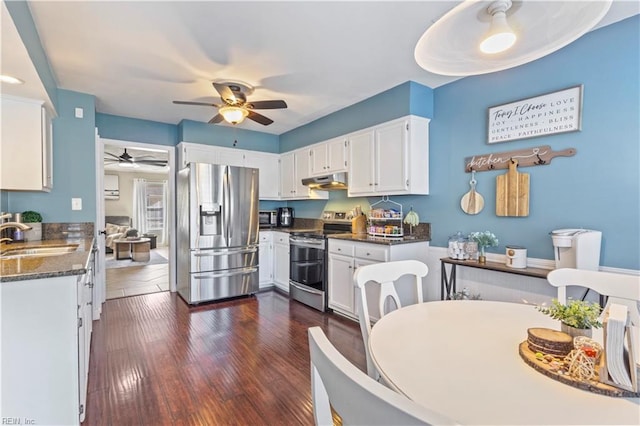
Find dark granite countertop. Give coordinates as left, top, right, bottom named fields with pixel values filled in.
left=259, top=227, right=322, bottom=233
left=0, top=238, right=95, bottom=282
left=327, top=233, right=430, bottom=245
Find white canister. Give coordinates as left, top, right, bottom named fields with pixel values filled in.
left=506, top=245, right=527, bottom=268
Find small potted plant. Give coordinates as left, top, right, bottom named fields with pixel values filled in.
left=537, top=299, right=603, bottom=338
left=469, top=230, right=499, bottom=264
left=22, top=210, right=43, bottom=241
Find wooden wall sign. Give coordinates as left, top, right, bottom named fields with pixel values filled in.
left=487, top=85, right=583, bottom=144
left=465, top=145, right=576, bottom=172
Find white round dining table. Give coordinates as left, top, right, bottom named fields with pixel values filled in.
left=368, top=300, right=640, bottom=425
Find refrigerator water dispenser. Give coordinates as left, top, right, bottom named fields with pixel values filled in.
left=200, top=204, right=222, bottom=235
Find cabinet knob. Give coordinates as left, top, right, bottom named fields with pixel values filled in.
left=348, top=266, right=353, bottom=269
left=369, top=183, right=373, bottom=186
left=366, top=252, right=371, bottom=256
left=337, top=248, right=342, bottom=251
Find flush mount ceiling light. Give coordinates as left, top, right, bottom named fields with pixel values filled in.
left=219, top=105, right=249, bottom=125
left=479, top=0, right=516, bottom=54
left=414, top=0, right=612, bottom=76
left=0, top=74, right=24, bottom=84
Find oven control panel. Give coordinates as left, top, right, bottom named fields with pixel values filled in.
left=322, top=211, right=351, bottom=222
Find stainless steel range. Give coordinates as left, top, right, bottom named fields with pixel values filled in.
left=289, top=213, right=351, bottom=311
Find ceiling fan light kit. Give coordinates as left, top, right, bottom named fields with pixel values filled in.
left=173, top=80, right=287, bottom=127
left=414, top=0, right=612, bottom=77
left=219, top=105, right=249, bottom=125
left=479, top=0, right=516, bottom=54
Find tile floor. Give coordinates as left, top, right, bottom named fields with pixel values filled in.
left=105, top=247, right=169, bottom=300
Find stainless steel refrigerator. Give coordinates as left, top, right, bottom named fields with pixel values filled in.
left=177, top=162, right=259, bottom=304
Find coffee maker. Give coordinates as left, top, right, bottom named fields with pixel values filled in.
left=277, top=207, right=294, bottom=228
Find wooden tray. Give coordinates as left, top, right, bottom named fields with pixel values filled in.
left=519, top=341, right=640, bottom=397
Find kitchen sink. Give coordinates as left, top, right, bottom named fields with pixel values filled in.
left=0, top=244, right=79, bottom=259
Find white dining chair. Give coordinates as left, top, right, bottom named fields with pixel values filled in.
left=547, top=267, right=640, bottom=362
left=308, top=327, right=458, bottom=426
left=353, top=260, right=429, bottom=381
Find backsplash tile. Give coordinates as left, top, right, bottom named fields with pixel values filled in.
left=43, top=222, right=94, bottom=240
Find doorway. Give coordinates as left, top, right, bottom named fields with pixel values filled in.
left=96, top=137, right=176, bottom=300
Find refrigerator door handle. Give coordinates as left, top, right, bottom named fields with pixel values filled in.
left=193, top=247, right=258, bottom=257
left=222, top=166, right=231, bottom=246
left=193, top=267, right=258, bottom=279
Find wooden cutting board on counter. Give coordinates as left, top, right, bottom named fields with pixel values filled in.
left=496, top=159, right=529, bottom=216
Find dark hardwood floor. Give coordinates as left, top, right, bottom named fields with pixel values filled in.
left=85, top=290, right=365, bottom=425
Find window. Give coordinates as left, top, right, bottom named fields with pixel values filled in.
left=145, top=182, right=165, bottom=243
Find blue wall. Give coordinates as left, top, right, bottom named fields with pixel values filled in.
left=279, top=81, right=434, bottom=152
left=96, top=113, right=177, bottom=146
left=288, top=16, right=640, bottom=270
left=178, top=119, right=279, bottom=153
left=8, top=90, right=97, bottom=222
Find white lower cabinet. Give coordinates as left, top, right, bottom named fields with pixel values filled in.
left=273, top=232, right=290, bottom=292
left=327, top=239, right=429, bottom=320
left=259, top=231, right=274, bottom=288
left=1, top=267, right=94, bottom=425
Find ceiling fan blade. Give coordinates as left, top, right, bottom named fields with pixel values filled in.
left=136, top=160, right=168, bottom=166
left=209, top=113, right=224, bottom=124
left=105, top=152, right=122, bottom=160
left=247, top=110, right=274, bottom=126
left=246, top=100, right=288, bottom=110
left=213, top=82, right=238, bottom=104
left=173, top=100, right=221, bottom=107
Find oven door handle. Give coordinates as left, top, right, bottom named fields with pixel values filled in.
left=290, top=238, right=325, bottom=248
left=290, top=281, right=324, bottom=296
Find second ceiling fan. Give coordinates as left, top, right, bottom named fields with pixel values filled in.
left=173, top=81, right=287, bottom=126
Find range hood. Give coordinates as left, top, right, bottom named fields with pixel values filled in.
left=301, top=172, right=348, bottom=190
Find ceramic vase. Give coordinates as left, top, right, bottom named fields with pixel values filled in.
left=561, top=322, right=592, bottom=339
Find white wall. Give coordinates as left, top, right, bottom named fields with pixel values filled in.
left=104, top=170, right=167, bottom=217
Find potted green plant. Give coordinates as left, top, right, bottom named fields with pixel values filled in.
left=537, top=299, right=603, bottom=338
left=22, top=210, right=43, bottom=241
left=469, top=230, right=499, bottom=264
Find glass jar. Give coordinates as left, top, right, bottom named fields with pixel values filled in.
left=448, top=232, right=469, bottom=260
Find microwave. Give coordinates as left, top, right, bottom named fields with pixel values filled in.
left=259, top=210, right=278, bottom=228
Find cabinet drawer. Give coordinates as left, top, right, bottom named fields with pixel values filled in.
left=273, top=232, right=289, bottom=245
left=328, top=240, right=355, bottom=256
left=259, top=232, right=272, bottom=243
left=354, top=244, right=388, bottom=262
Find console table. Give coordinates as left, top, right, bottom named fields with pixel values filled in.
left=440, top=257, right=550, bottom=300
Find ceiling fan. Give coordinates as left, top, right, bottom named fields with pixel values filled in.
left=104, top=148, right=168, bottom=168
left=173, top=81, right=287, bottom=126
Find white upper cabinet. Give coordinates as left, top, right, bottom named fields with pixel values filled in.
left=177, top=142, right=280, bottom=200
left=279, top=149, right=328, bottom=200
left=346, top=130, right=375, bottom=194
left=244, top=151, right=280, bottom=200
left=0, top=96, right=53, bottom=191
left=348, top=115, right=429, bottom=197
left=309, top=137, right=348, bottom=176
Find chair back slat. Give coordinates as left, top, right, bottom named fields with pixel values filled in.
left=353, top=260, right=429, bottom=381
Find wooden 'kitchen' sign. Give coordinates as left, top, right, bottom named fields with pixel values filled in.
left=465, top=145, right=576, bottom=172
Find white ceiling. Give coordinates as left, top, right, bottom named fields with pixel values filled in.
left=4, top=1, right=639, bottom=135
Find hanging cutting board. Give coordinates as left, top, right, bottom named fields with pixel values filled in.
left=496, top=159, right=529, bottom=216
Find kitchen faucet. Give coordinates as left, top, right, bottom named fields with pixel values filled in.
left=0, top=222, right=32, bottom=245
